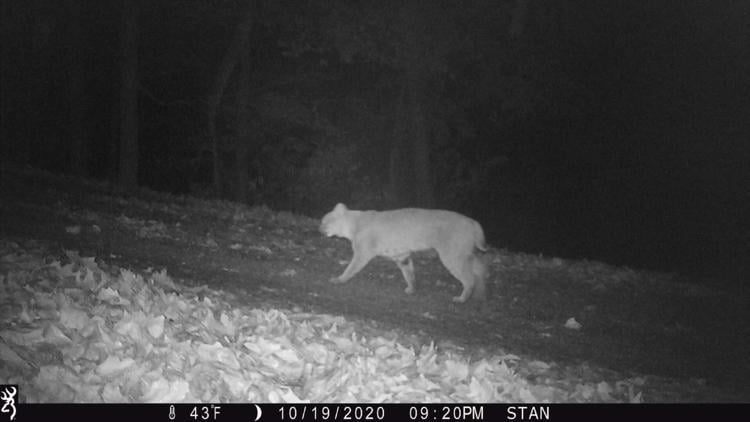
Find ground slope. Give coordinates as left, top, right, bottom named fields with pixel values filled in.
left=1, top=167, right=748, bottom=401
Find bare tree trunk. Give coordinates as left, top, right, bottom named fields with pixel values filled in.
left=389, top=68, right=435, bottom=208
left=108, top=91, right=119, bottom=183
left=118, top=0, right=139, bottom=190
left=206, top=1, right=256, bottom=196
left=407, top=68, right=434, bottom=208
left=26, top=3, right=50, bottom=166
left=66, top=0, right=86, bottom=176
left=389, top=86, right=410, bottom=207
left=234, top=50, right=252, bottom=203
left=0, top=0, right=10, bottom=170
left=412, top=108, right=433, bottom=207
left=401, top=5, right=434, bottom=208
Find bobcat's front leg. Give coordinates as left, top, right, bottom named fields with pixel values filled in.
left=394, top=255, right=416, bottom=294
left=330, top=242, right=374, bottom=284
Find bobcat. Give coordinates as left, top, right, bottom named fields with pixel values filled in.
left=320, top=203, right=488, bottom=302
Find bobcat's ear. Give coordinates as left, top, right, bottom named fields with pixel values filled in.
left=334, top=203, right=348, bottom=213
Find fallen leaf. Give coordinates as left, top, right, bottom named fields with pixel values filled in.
left=564, top=317, right=582, bottom=330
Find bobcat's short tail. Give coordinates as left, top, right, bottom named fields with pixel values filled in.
left=471, top=254, right=488, bottom=301
left=472, top=220, right=488, bottom=302
left=473, top=220, right=488, bottom=252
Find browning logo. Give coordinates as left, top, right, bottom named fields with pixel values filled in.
left=0, top=386, right=16, bottom=421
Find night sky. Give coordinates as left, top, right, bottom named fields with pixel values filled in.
left=1, top=0, right=748, bottom=286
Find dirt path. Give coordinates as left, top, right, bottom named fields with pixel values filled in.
left=1, top=168, right=748, bottom=401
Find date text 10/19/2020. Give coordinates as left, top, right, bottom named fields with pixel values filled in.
left=277, top=405, right=549, bottom=421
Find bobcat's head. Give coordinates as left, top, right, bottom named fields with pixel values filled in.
left=320, top=203, right=353, bottom=239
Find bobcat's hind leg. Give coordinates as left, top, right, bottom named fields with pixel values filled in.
left=437, top=251, right=476, bottom=303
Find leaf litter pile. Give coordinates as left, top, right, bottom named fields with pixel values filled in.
left=1, top=240, right=643, bottom=403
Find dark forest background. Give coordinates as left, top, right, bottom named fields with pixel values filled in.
left=1, top=0, right=748, bottom=285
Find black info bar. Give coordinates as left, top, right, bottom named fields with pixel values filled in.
left=9, top=403, right=747, bottom=422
